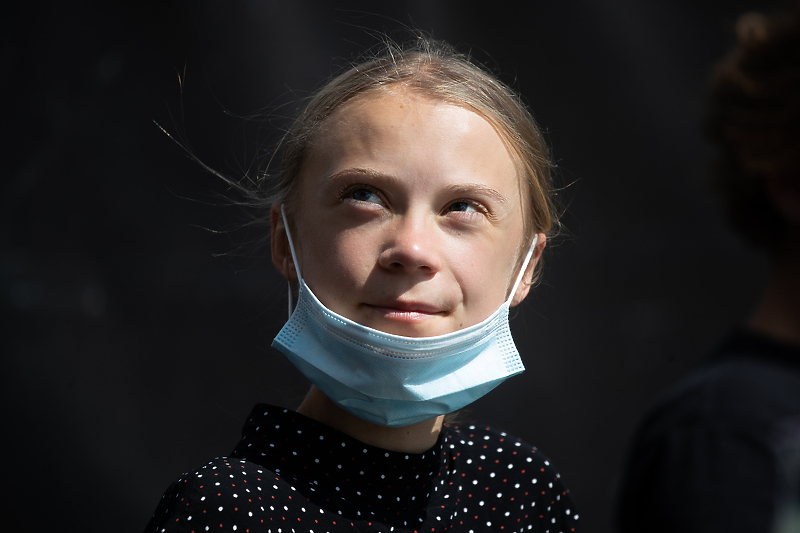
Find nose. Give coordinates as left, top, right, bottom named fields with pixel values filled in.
left=378, top=216, right=442, bottom=274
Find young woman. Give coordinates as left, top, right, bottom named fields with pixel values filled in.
left=146, top=38, right=579, bottom=533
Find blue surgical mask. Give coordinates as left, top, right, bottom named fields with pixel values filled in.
left=272, top=206, right=536, bottom=428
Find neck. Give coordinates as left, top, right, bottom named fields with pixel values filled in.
left=296, top=386, right=444, bottom=454
left=749, top=232, right=800, bottom=347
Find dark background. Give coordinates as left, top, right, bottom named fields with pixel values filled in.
left=2, top=0, right=778, bottom=531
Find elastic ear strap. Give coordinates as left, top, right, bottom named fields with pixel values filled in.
left=280, top=204, right=302, bottom=281
left=280, top=204, right=302, bottom=319
left=286, top=280, right=293, bottom=320
left=508, top=234, right=538, bottom=303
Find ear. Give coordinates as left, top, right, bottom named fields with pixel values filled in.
left=510, top=233, right=546, bottom=307
left=270, top=204, right=298, bottom=282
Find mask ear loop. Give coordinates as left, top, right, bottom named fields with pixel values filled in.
left=506, top=234, right=538, bottom=305
left=280, top=204, right=303, bottom=320
left=286, top=281, right=293, bottom=321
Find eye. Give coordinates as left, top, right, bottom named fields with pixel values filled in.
left=351, top=188, right=381, bottom=203
left=446, top=200, right=482, bottom=213
left=342, top=186, right=384, bottom=206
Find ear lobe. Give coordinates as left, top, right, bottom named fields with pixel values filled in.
left=510, top=233, right=546, bottom=307
left=271, top=204, right=298, bottom=282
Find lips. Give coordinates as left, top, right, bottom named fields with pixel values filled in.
left=363, top=300, right=446, bottom=323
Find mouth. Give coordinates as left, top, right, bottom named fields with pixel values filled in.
left=363, top=301, right=445, bottom=323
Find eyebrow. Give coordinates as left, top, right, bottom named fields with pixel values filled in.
left=325, top=168, right=510, bottom=205
left=442, top=183, right=509, bottom=205
left=324, top=167, right=398, bottom=185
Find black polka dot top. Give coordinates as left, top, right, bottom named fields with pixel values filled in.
left=146, top=404, right=579, bottom=533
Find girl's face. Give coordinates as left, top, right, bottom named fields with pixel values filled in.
left=272, top=88, right=544, bottom=337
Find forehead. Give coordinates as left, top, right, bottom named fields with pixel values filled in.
left=302, top=88, right=521, bottom=187
left=324, top=86, right=510, bottom=146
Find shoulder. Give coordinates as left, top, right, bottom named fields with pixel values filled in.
left=144, top=457, right=297, bottom=532
left=616, top=345, right=800, bottom=532
left=444, top=424, right=580, bottom=532
left=623, top=354, right=800, bottom=482
left=636, top=354, right=800, bottom=443
left=446, top=423, right=557, bottom=474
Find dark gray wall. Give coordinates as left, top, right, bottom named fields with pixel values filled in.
left=2, top=1, right=776, bottom=531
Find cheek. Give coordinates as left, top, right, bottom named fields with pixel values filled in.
left=331, top=238, right=375, bottom=285
left=449, top=239, right=516, bottom=310
left=298, top=226, right=374, bottom=295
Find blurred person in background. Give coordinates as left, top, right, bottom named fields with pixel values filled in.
left=616, top=2, right=800, bottom=532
